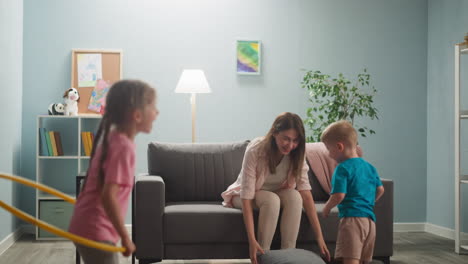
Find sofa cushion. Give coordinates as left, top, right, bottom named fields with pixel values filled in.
left=258, top=248, right=325, bottom=264
left=163, top=202, right=339, bottom=244
left=164, top=202, right=249, bottom=243
left=148, top=140, right=249, bottom=202
left=296, top=203, right=339, bottom=243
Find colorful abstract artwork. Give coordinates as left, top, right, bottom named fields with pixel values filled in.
left=237, top=40, right=261, bottom=75
left=88, top=79, right=111, bottom=114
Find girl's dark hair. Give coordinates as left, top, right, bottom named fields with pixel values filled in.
left=261, top=112, right=306, bottom=180
left=82, top=80, right=156, bottom=190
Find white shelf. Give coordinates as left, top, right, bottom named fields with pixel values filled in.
left=38, top=194, right=75, bottom=200
left=36, top=115, right=100, bottom=240
left=37, top=114, right=101, bottom=118
left=460, top=110, right=468, bottom=119
left=38, top=156, right=80, bottom=159
left=455, top=43, right=468, bottom=255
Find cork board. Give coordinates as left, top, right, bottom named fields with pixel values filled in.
left=71, top=49, right=123, bottom=114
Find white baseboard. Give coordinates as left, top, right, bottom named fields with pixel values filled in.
left=0, top=227, right=25, bottom=256
left=393, top=222, right=467, bottom=240
left=424, top=223, right=455, bottom=240
left=394, top=222, right=426, bottom=232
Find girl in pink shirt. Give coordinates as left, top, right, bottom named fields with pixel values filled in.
left=69, top=80, right=159, bottom=264
left=222, top=112, right=331, bottom=264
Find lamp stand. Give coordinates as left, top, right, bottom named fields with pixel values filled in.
left=191, top=93, right=196, bottom=143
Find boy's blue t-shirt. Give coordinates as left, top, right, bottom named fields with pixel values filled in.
left=330, top=157, right=382, bottom=222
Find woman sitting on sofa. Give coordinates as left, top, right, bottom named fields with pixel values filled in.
left=221, top=112, right=330, bottom=264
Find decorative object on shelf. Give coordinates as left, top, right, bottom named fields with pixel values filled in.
left=175, top=69, right=211, bottom=143
left=301, top=69, right=379, bottom=142
left=47, top=103, right=65, bottom=115
left=236, top=40, right=261, bottom=75
left=88, top=79, right=111, bottom=114
left=63, top=88, right=80, bottom=116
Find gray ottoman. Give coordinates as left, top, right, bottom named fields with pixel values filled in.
left=258, top=248, right=326, bottom=264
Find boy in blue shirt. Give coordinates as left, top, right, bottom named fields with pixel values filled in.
left=321, top=120, right=384, bottom=264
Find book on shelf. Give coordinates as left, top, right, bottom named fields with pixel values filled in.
left=54, top=132, right=64, bottom=156
left=81, top=132, right=90, bottom=156
left=86, top=132, right=93, bottom=154
left=48, top=131, right=58, bottom=156
left=44, top=130, right=53, bottom=156
left=39, top=128, right=49, bottom=156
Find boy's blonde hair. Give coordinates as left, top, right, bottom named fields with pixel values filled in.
left=320, top=120, right=357, bottom=146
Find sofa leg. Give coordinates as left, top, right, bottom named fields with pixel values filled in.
left=138, top=258, right=162, bottom=264
left=374, top=256, right=390, bottom=264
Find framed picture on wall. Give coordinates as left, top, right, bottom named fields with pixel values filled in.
left=236, top=40, right=261, bottom=75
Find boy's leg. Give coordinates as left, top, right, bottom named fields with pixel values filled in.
left=275, top=188, right=302, bottom=249
left=360, top=218, right=376, bottom=263
left=335, top=218, right=369, bottom=262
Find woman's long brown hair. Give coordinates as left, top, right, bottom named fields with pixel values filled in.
left=261, top=112, right=306, bottom=180
left=81, top=80, right=156, bottom=191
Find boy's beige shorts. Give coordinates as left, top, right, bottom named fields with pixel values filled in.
left=335, top=217, right=376, bottom=262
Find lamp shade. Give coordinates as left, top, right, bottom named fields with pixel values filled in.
left=175, top=69, right=211, bottom=94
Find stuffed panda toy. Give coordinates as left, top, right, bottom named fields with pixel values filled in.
left=48, top=103, right=65, bottom=115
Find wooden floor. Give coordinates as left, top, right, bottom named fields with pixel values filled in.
left=0, top=232, right=467, bottom=264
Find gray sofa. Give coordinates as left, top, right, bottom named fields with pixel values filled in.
left=132, top=141, right=393, bottom=264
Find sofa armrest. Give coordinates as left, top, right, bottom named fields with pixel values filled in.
left=374, top=178, right=393, bottom=257
left=134, top=174, right=165, bottom=260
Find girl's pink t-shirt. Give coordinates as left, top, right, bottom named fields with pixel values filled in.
left=69, top=130, right=135, bottom=244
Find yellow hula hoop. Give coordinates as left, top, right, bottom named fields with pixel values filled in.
left=0, top=173, right=125, bottom=253
left=0, top=173, right=76, bottom=204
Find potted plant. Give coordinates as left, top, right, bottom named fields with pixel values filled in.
left=301, top=69, right=379, bottom=142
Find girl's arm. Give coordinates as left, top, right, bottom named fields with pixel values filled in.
left=241, top=198, right=264, bottom=264
left=101, top=183, right=135, bottom=257
left=299, top=190, right=331, bottom=262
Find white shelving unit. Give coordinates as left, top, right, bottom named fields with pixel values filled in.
left=455, top=42, right=468, bottom=254
left=36, top=114, right=101, bottom=240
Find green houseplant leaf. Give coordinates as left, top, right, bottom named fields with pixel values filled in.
left=301, top=69, right=379, bottom=142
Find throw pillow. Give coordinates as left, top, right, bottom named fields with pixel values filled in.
left=258, top=248, right=326, bottom=264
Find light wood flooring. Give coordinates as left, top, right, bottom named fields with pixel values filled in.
left=0, top=232, right=467, bottom=264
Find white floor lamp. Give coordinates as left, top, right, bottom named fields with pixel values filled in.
left=175, top=69, right=211, bottom=143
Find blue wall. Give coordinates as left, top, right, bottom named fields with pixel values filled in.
left=21, top=0, right=428, bottom=224
left=427, top=0, right=468, bottom=230
left=0, top=0, right=23, bottom=243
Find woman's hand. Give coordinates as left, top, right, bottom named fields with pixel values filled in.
left=249, top=239, right=265, bottom=264
left=317, top=237, right=330, bottom=262
left=121, top=236, right=136, bottom=257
